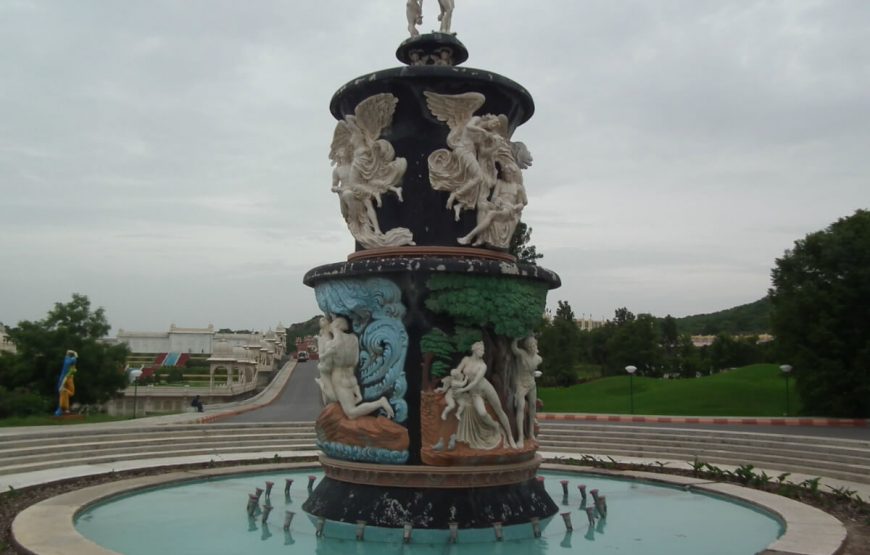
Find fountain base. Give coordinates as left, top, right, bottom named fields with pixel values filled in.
left=303, top=456, right=557, bottom=529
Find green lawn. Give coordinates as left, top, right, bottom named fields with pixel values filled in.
left=0, top=414, right=134, bottom=427
left=538, top=364, right=801, bottom=416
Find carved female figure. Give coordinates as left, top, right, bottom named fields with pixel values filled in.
left=317, top=317, right=395, bottom=420
left=452, top=342, right=517, bottom=449
left=511, top=336, right=542, bottom=448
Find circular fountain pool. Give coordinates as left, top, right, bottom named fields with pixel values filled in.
left=73, top=467, right=783, bottom=555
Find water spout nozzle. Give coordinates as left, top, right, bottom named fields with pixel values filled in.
left=561, top=512, right=573, bottom=532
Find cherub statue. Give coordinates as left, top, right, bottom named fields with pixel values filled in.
left=330, top=93, right=413, bottom=249
left=316, top=316, right=395, bottom=420
left=425, top=91, right=532, bottom=248
left=451, top=341, right=517, bottom=449
left=511, top=336, right=542, bottom=448
left=435, top=365, right=470, bottom=421
left=406, top=0, right=423, bottom=37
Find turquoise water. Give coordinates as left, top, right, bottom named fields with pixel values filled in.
left=75, top=470, right=783, bottom=555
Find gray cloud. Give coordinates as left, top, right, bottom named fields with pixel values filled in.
left=1, top=0, right=868, bottom=332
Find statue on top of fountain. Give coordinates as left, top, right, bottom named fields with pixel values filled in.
left=407, top=0, right=455, bottom=37
left=425, top=91, right=533, bottom=250
left=330, top=93, right=413, bottom=249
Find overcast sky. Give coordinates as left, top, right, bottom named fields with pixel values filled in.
left=1, top=0, right=868, bottom=334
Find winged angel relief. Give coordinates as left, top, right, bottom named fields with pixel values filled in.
left=425, top=91, right=533, bottom=249
left=330, top=94, right=414, bottom=249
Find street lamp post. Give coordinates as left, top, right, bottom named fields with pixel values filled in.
left=780, top=364, right=793, bottom=416
left=132, top=377, right=139, bottom=420
left=625, top=365, right=637, bottom=415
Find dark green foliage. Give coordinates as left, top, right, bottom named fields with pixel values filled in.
left=0, top=385, right=50, bottom=418
left=508, top=222, right=543, bottom=265
left=1, top=294, right=129, bottom=415
left=537, top=311, right=582, bottom=386
left=770, top=209, right=870, bottom=418
left=708, top=333, right=770, bottom=370
left=421, top=327, right=483, bottom=378
left=420, top=328, right=453, bottom=378
left=185, top=357, right=209, bottom=368
left=285, top=316, right=322, bottom=353
left=167, top=368, right=184, bottom=383
left=672, top=298, right=771, bottom=335
left=554, top=300, right=575, bottom=322
left=425, top=274, right=547, bottom=339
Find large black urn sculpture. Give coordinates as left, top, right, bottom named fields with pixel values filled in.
left=302, top=21, right=560, bottom=533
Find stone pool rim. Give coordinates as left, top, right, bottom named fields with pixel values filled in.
left=12, top=461, right=846, bottom=555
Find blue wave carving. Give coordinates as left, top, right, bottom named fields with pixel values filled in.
left=315, top=277, right=409, bottom=424
left=317, top=440, right=409, bottom=464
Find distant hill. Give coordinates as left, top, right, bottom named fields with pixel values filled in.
left=672, top=298, right=771, bottom=335
left=285, top=316, right=321, bottom=351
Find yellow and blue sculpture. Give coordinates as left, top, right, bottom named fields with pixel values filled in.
left=54, top=349, right=78, bottom=416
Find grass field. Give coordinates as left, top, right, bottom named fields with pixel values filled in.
left=538, top=363, right=801, bottom=416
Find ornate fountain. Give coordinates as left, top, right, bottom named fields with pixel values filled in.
left=302, top=3, right=561, bottom=533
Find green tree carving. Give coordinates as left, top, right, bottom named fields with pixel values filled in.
left=425, top=274, right=547, bottom=339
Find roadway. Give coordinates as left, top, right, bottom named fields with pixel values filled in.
left=220, top=360, right=323, bottom=423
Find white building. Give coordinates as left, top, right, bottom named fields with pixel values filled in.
left=116, top=323, right=287, bottom=358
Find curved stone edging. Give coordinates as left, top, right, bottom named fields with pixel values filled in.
left=12, top=461, right=846, bottom=555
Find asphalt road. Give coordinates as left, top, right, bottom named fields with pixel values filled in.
left=222, top=361, right=323, bottom=423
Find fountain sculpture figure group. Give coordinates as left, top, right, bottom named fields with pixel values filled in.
left=303, top=3, right=562, bottom=533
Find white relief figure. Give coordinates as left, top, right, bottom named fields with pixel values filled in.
left=435, top=365, right=470, bottom=421
left=330, top=93, right=414, bottom=249
left=437, top=0, right=454, bottom=34
left=451, top=342, right=517, bottom=449
left=458, top=137, right=531, bottom=247
left=317, top=316, right=395, bottom=420
left=511, top=336, right=542, bottom=448
left=315, top=317, right=337, bottom=404
left=406, top=0, right=423, bottom=37
left=425, top=91, right=532, bottom=249
left=424, top=91, right=493, bottom=220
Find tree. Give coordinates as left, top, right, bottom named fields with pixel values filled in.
left=555, top=300, right=575, bottom=322
left=509, top=222, right=543, bottom=265
left=769, top=210, right=870, bottom=418
left=603, top=313, right=662, bottom=376
left=1, top=294, right=129, bottom=416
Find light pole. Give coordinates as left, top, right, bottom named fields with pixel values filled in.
left=625, top=365, right=637, bottom=415
left=132, top=377, right=139, bottom=420
left=780, top=364, right=793, bottom=416
left=128, top=368, right=142, bottom=420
